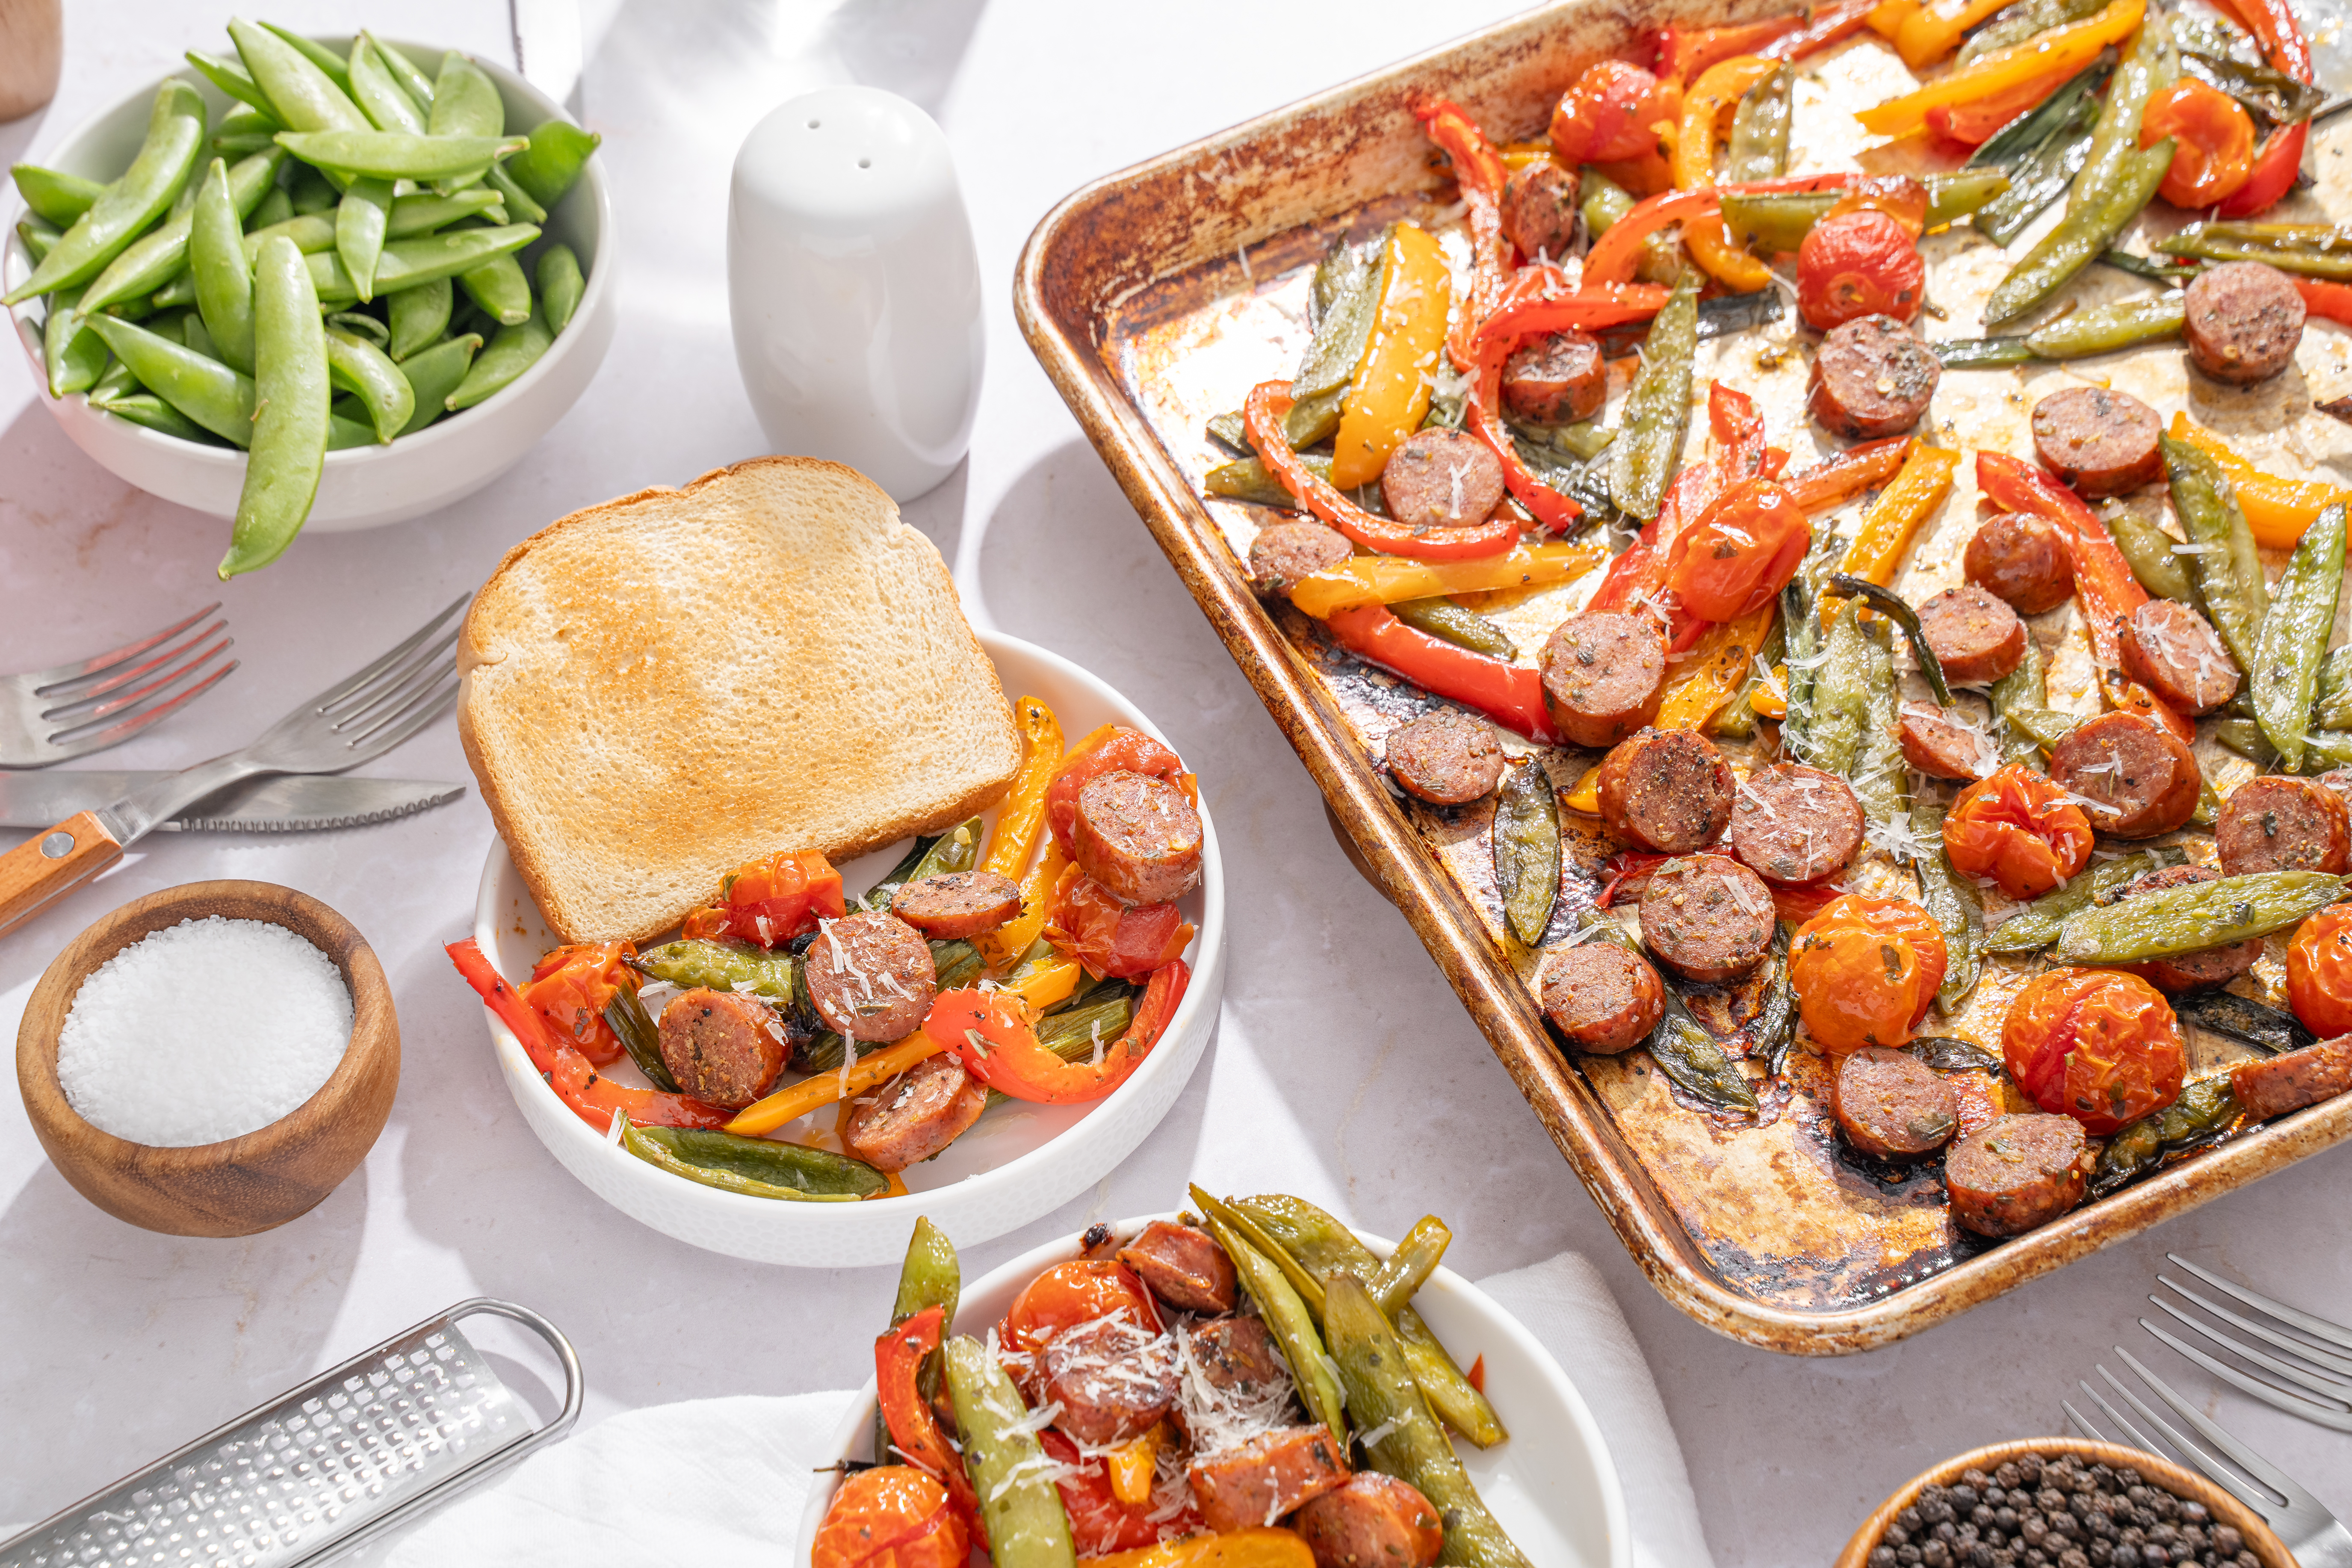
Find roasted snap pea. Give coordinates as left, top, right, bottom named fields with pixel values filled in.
left=1935, top=337, right=2039, bottom=369
left=1206, top=452, right=1328, bottom=506
left=1779, top=590, right=1823, bottom=762
left=1366, top=1215, right=1451, bottom=1317
left=893, top=1214, right=961, bottom=1326
left=2160, top=221, right=2352, bottom=278
left=443, top=305, right=553, bottom=409
left=2313, top=646, right=2352, bottom=731
left=41, top=289, right=106, bottom=398
left=2301, top=731, right=2352, bottom=772
left=334, top=176, right=393, bottom=301
left=6, top=81, right=207, bottom=307
left=12, top=162, right=103, bottom=228
left=537, top=242, right=584, bottom=335
left=1581, top=166, right=1635, bottom=239
left=2161, top=434, right=2267, bottom=678
left=621, top=1119, right=885, bottom=1201
left=2088, top=1076, right=2240, bottom=1197
left=1911, top=803, right=1983, bottom=1013
left=1725, top=64, right=1792, bottom=183
left=230, top=19, right=369, bottom=136
left=1959, top=0, right=2111, bottom=65
left=1752, top=923, right=1801, bottom=1076
left=1805, top=598, right=1873, bottom=777
left=392, top=331, right=480, bottom=435
left=1987, top=638, right=2077, bottom=759
left=2056, top=870, right=2350, bottom=962
left=1974, top=73, right=2107, bottom=247
left=2105, top=507, right=2196, bottom=603
left=2026, top=295, right=2185, bottom=359
left=387, top=276, right=453, bottom=361
left=1581, top=915, right=1761, bottom=1112
left=2100, top=247, right=2201, bottom=281
left=1200, top=1210, right=1348, bottom=1441
left=1493, top=758, right=1561, bottom=948
left=2181, top=51, right=2329, bottom=128
left=601, top=981, right=677, bottom=1092
left=943, top=1335, right=1079, bottom=1568
left=2215, top=714, right=2278, bottom=766
left=190, top=157, right=256, bottom=374
left=1034, top=993, right=1135, bottom=1064
left=1830, top=576, right=1955, bottom=706
left=82, top=313, right=253, bottom=443
left=1853, top=620, right=1908, bottom=846
left=346, top=35, right=427, bottom=136
left=1394, top=597, right=1516, bottom=660
left=2174, top=991, right=2309, bottom=1055
left=2252, top=502, right=2345, bottom=771
left=221, top=235, right=330, bottom=579
left=1907, top=1035, right=2006, bottom=1075
left=633, top=936, right=797, bottom=1000
left=1983, top=848, right=2181, bottom=952
left=1283, top=238, right=1380, bottom=449
left=875, top=817, right=982, bottom=907
left=1720, top=169, right=2012, bottom=254
left=323, top=325, right=415, bottom=442
left=1609, top=269, right=1699, bottom=522
left=95, top=391, right=219, bottom=443
left=504, top=118, right=603, bottom=209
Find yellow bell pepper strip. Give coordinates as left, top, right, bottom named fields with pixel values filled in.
left=979, top=695, right=1063, bottom=880
left=1287, top=540, right=1606, bottom=617
left=1838, top=442, right=1960, bottom=585
left=1085, top=1528, right=1316, bottom=1568
left=1106, top=1422, right=1167, bottom=1506
left=975, top=844, right=1070, bottom=972
left=1898, top=0, right=2018, bottom=68
left=722, top=1031, right=942, bottom=1137
left=2168, top=412, right=2349, bottom=548
left=1247, top=383, right=1519, bottom=559
left=1655, top=605, right=1777, bottom=731
left=1329, top=223, right=1453, bottom=489
left=1564, top=764, right=1604, bottom=814
left=1497, top=140, right=1557, bottom=171
left=1859, top=0, right=2146, bottom=135
left=1675, top=57, right=1783, bottom=292
left=1002, top=951, right=1081, bottom=1012
left=1752, top=662, right=1791, bottom=719
left=1870, top=0, right=1923, bottom=36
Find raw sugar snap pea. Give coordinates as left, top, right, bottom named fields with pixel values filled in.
left=445, top=306, right=552, bottom=410
left=1493, top=757, right=1560, bottom=948
left=80, top=145, right=286, bottom=314
left=304, top=222, right=541, bottom=304
left=259, top=22, right=354, bottom=94
left=1608, top=269, right=1699, bottom=521
left=229, top=19, right=369, bottom=136
left=181, top=311, right=216, bottom=361
left=221, top=235, right=329, bottom=579
left=392, top=331, right=480, bottom=435
left=327, top=310, right=389, bottom=347
left=387, top=188, right=505, bottom=237
left=87, top=354, right=142, bottom=404
left=482, top=162, right=546, bottom=225
left=504, top=119, right=602, bottom=209
left=185, top=50, right=275, bottom=115
left=943, top=1335, right=1079, bottom=1568
left=242, top=212, right=340, bottom=262
left=96, top=391, right=217, bottom=443
left=346, top=35, right=425, bottom=135
left=458, top=250, right=532, bottom=325
left=324, top=325, right=414, bottom=442
left=620, top=1119, right=882, bottom=1200
left=386, top=275, right=453, bottom=361
left=362, top=32, right=436, bottom=111
left=245, top=183, right=293, bottom=232
left=5, top=80, right=207, bottom=306
left=2252, top=503, right=2345, bottom=771
left=11, top=163, right=102, bottom=228
left=191, top=157, right=256, bottom=374
left=428, top=52, right=505, bottom=139
left=82, top=314, right=254, bottom=444
left=536, top=243, right=583, bottom=334
left=42, top=289, right=107, bottom=398
left=275, top=130, right=525, bottom=182
left=18, top=214, right=59, bottom=261
left=2054, top=870, right=2350, bottom=963
left=334, top=177, right=393, bottom=300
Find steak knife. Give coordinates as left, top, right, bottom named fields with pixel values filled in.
left=0, top=772, right=465, bottom=832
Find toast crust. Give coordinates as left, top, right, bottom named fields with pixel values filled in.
left=459, top=455, right=1022, bottom=943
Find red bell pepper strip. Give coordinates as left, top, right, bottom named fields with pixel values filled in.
left=1975, top=452, right=2193, bottom=744
left=929, top=962, right=1190, bottom=1104
left=877, top=1304, right=986, bottom=1541
left=1757, top=0, right=1880, bottom=60
left=1585, top=172, right=1851, bottom=287
left=1245, top=382, right=1520, bottom=559
left=1656, top=15, right=1803, bottom=81
left=2208, top=0, right=2312, bottom=218
left=1770, top=879, right=1854, bottom=925
left=1412, top=94, right=1511, bottom=359
left=1587, top=386, right=1761, bottom=628
left=2293, top=275, right=2352, bottom=326
left=1467, top=281, right=1672, bottom=354
left=1325, top=603, right=1561, bottom=741
left=1782, top=437, right=1913, bottom=511
left=447, top=938, right=730, bottom=1133
left=1465, top=337, right=1584, bottom=534
left=522, top=941, right=635, bottom=1066
left=1596, top=850, right=1669, bottom=907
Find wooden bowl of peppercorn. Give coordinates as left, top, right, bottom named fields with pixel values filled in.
left=1835, top=1439, right=2293, bottom=1568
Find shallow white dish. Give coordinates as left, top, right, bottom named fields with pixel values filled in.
left=471, top=629, right=1226, bottom=1268
left=794, top=1213, right=1631, bottom=1568
left=3, top=35, right=615, bottom=534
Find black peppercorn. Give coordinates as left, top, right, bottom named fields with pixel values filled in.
left=2210, top=1527, right=2241, bottom=1556
left=1953, top=1486, right=1983, bottom=1512
left=1975, top=1506, right=2000, bottom=1531
left=1902, top=1508, right=1926, bottom=1533
left=1872, top=1549, right=1898, bottom=1568
left=1898, top=1546, right=1924, bottom=1568
left=2060, top=1549, right=2090, bottom=1568
left=2179, top=1503, right=2207, bottom=1527
left=1924, top=1541, right=1954, bottom=1568
left=1889, top=1526, right=1912, bottom=1548
left=1997, top=1464, right=2024, bottom=1490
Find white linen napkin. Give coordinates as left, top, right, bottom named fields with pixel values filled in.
left=373, top=1253, right=1716, bottom=1568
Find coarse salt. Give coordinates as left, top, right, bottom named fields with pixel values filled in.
left=56, top=916, right=353, bottom=1147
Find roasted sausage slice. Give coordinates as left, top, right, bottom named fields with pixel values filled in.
left=1726, top=762, right=1865, bottom=883
left=1181, top=1314, right=1289, bottom=1399
left=657, top=988, right=788, bottom=1109
left=2047, top=712, right=2201, bottom=839
left=2121, top=599, right=2240, bottom=716
left=1119, top=1221, right=1238, bottom=1313
left=1188, top=1426, right=1352, bottom=1533
left=2030, top=385, right=2164, bottom=497
left=1945, top=1113, right=2093, bottom=1238
left=2185, top=260, right=2305, bottom=385
left=844, top=1053, right=987, bottom=1170
left=1380, top=428, right=1507, bottom=529
left=1917, top=584, right=2027, bottom=685
left=1502, top=330, right=1607, bottom=425
left=1538, top=940, right=1665, bottom=1054
left=1248, top=522, right=1352, bottom=596
left=1044, top=1312, right=1179, bottom=1447
left=1540, top=613, right=1668, bottom=748
left=1297, top=1474, right=1446, bottom=1568
left=1597, top=727, right=1734, bottom=853
left=1500, top=159, right=1580, bottom=264
left=1835, top=1046, right=1960, bottom=1159
left=1638, top=853, right=1777, bottom=983
left=804, top=911, right=939, bottom=1042
left=1073, top=769, right=1205, bottom=905
left=2231, top=1034, right=2352, bottom=1119
left=890, top=870, right=1023, bottom=938
left=1807, top=313, right=1940, bottom=438
left=2217, top=774, right=2352, bottom=876
left=1965, top=512, right=2074, bottom=616
left=2111, top=864, right=2262, bottom=993
left=1385, top=709, right=1505, bottom=805
left=1899, top=702, right=1998, bottom=783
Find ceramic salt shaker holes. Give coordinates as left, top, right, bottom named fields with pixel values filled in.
left=728, top=86, right=984, bottom=501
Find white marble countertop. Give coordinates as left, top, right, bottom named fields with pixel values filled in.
left=2, top=1, right=2347, bottom=1562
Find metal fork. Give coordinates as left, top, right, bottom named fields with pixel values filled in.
left=2143, top=1252, right=2352, bottom=1432
left=2066, top=1350, right=2352, bottom=1567
left=0, top=605, right=235, bottom=767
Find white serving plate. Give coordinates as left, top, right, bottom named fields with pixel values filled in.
left=471, top=629, right=1226, bottom=1268
left=794, top=1213, right=1631, bottom=1568
left=3, top=35, right=615, bottom=533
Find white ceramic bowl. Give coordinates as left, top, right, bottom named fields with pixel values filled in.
left=2, top=36, right=615, bottom=533
left=471, top=630, right=1226, bottom=1267
left=793, top=1214, right=1631, bottom=1568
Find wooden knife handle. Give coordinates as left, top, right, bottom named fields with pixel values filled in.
left=0, top=812, right=124, bottom=938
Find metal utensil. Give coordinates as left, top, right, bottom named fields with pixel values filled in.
left=0, top=604, right=234, bottom=768
left=2142, top=1252, right=2352, bottom=1431
left=2067, top=1349, right=2352, bottom=1568
left=0, top=1298, right=580, bottom=1568
left=0, top=771, right=465, bottom=832
left=0, top=596, right=464, bottom=939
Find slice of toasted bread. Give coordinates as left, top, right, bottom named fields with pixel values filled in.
left=458, top=456, right=1022, bottom=944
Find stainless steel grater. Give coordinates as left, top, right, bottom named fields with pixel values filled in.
left=0, top=1299, right=582, bottom=1568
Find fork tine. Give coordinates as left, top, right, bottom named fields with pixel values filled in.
left=40, top=619, right=228, bottom=709
left=2080, top=1376, right=2172, bottom=1460
left=47, top=633, right=233, bottom=728
left=2115, top=1347, right=2310, bottom=1503
left=331, top=627, right=458, bottom=737
left=325, top=620, right=459, bottom=725
left=2142, top=1314, right=2352, bottom=1431
left=306, top=596, right=467, bottom=715
left=341, top=671, right=457, bottom=759
left=2159, top=1277, right=2352, bottom=1379
left=22, top=603, right=222, bottom=691
left=2166, top=1254, right=2352, bottom=1353
left=2095, top=1362, right=2284, bottom=1512
left=33, top=660, right=239, bottom=764
left=2065, top=1396, right=2114, bottom=1444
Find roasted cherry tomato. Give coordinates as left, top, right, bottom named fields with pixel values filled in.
left=1000, top=1260, right=1164, bottom=1397
left=1790, top=893, right=1948, bottom=1054
left=811, top=1465, right=969, bottom=1568
left=2141, top=79, right=2257, bottom=209
left=1662, top=478, right=1813, bottom=622
left=1043, top=866, right=1194, bottom=979
left=2287, top=902, right=2352, bottom=1037
left=1797, top=209, right=1926, bottom=330
left=1039, top=1430, right=1194, bottom=1555
left=2003, top=968, right=2185, bottom=1134
left=1941, top=764, right=2095, bottom=900
left=1045, top=724, right=1188, bottom=858
left=679, top=847, right=846, bottom=947
left=521, top=940, right=635, bottom=1066
left=1824, top=173, right=1929, bottom=233
left=1550, top=60, right=1675, bottom=165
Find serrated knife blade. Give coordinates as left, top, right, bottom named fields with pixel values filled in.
left=0, top=772, right=465, bottom=832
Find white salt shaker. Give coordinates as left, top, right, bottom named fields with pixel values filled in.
left=728, top=86, right=984, bottom=502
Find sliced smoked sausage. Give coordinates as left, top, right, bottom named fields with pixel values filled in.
left=2185, top=260, right=2305, bottom=385
left=1189, top=1426, right=1353, bottom=1533
left=1917, top=584, right=2027, bottom=684
left=1182, top=1314, right=1289, bottom=1400
left=804, top=911, right=940, bottom=1042
left=1638, top=853, right=1777, bottom=983
left=1119, top=1221, right=1238, bottom=1314
left=890, top=870, right=1023, bottom=939
left=1500, top=159, right=1580, bottom=264
left=843, top=1053, right=987, bottom=1170
left=1502, top=330, right=1607, bottom=425
left=2030, top=385, right=2164, bottom=497
left=1538, top=940, right=1665, bottom=1054
left=1044, top=1313, right=1178, bottom=1447
left=1297, top=1474, right=1446, bottom=1568
left=2111, top=864, right=2262, bottom=993
left=1807, top=313, right=1940, bottom=439
left=1945, top=1113, right=2093, bottom=1238
left=2231, top=1033, right=2352, bottom=1119
left=1386, top=709, right=1505, bottom=805
left=1835, top=1046, right=1960, bottom=1159
left=1540, top=612, right=1669, bottom=748
left=2217, top=774, right=2352, bottom=876
left=1597, top=727, right=1734, bottom=852
left=1726, top=762, right=1865, bottom=883
left=1899, top=702, right=1997, bottom=782
left=657, top=988, right=788, bottom=1109
left=1381, top=428, right=1507, bottom=529
left=2121, top=599, right=2240, bottom=716
left=1965, top=512, right=2074, bottom=615
left=1073, top=769, right=1205, bottom=905
left=1248, top=522, right=1351, bottom=596
left=2048, top=712, right=2201, bottom=839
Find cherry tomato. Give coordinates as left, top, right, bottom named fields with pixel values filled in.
left=811, top=1466, right=969, bottom=1568
left=1790, top=893, right=1948, bottom=1054
left=1038, top=1430, right=1194, bottom=1555
left=2287, top=902, right=2352, bottom=1037
left=1550, top=60, right=1675, bottom=165
left=521, top=941, right=635, bottom=1066
left=1797, top=210, right=1926, bottom=330
left=679, top=847, right=846, bottom=947
left=1043, top=866, right=1195, bottom=979
left=2003, top=968, right=2185, bottom=1134
left=1941, top=764, right=2095, bottom=900
left=2142, top=79, right=2257, bottom=209
left=1000, top=1259, right=1164, bottom=1396
left=1045, top=725, right=1188, bottom=859
left=1662, top=478, right=1813, bottom=622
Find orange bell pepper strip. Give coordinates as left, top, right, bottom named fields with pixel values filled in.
left=1859, top=0, right=2145, bottom=135
left=1244, top=382, right=1519, bottom=559
left=1838, top=442, right=1959, bottom=585
left=1975, top=452, right=2192, bottom=744
left=1760, top=0, right=1879, bottom=57
left=722, top=1032, right=943, bottom=1137
left=1330, top=222, right=1453, bottom=489
left=1107, top=1424, right=1167, bottom=1506
left=1675, top=57, right=1784, bottom=292
left=980, top=695, right=1064, bottom=881
left=1655, top=605, right=1778, bottom=731
left=1897, top=0, right=2015, bottom=68
left=1751, top=661, right=1791, bottom=718
left=1869, top=0, right=1922, bottom=36
left=1085, top=1528, right=1316, bottom=1568
left=1411, top=95, right=1509, bottom=362
left=521, top=940, right=636, bottom=1066
left=1656, top=16, right=1802, bottom=82
left=2209, top=0, right=2312, bottom=218
left=975, top=844, right=1070, bottom=972
left=1783, top=436, right=1914, bottom=511
left=1585, top=172, right=1850, bottom=286
left=1324, top=603, right=1561, bottom=742
left=2293, top=275, right=2352, bottom=328
left=2167, top=413, right=2349, bottom=548
left=1286, top=540, right=1606, bottom=618
left=930, top=961, right=1189, bottom=1104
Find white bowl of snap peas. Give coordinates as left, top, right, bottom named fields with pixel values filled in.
left=1, top=31, right=614, bottom=540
